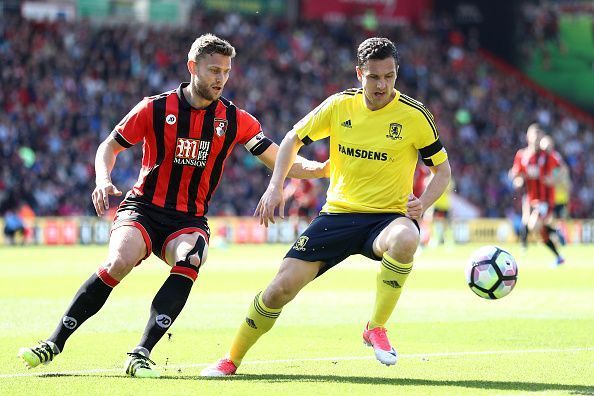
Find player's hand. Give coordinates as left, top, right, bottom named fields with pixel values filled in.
left=92, top=182, right=122, bottom=217
left=254, top=184, right=284, bottom=227
left=406, top=193, right=423, bottom=220
left=512, top=176, right=524, bottom=189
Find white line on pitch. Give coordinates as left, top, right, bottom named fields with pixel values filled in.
left=3, top=347, right=592, bottom=379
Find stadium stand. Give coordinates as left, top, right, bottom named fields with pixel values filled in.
left=0, top=8, right=592, bottom=218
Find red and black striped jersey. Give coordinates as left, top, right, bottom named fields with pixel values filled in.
left=539, top=150, right=562, bottom=207
left=512, top=148, right=560, bottom=206
left=111, top=82, right=271, bottom=216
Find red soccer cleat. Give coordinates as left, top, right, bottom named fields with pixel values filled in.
left=362, top=322, right=398, bottom=366
left=200, top=358, right=238, bottom=377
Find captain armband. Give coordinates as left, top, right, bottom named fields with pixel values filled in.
left=245, top=131, right=273, bottom=155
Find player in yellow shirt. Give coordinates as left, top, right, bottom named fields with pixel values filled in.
left=202, top=37, right=451, bottom=375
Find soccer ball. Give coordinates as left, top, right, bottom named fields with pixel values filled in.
left=465, top=246, right=518, bottom=299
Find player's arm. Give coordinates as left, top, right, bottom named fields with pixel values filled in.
left=509, top=151, right=525, bottom=189
left=256, top=141, right=329, bottom=179
left=419, top=160, right=451, bottom=214
left=409, top=105, right=451, bottom=220
left=92, top=135, right=126, bottom=216
left=254, top=94, right=334, bottom=226
left=254, top=130, right=303, bottom=226
left=93, top=98, right=148, bottom=216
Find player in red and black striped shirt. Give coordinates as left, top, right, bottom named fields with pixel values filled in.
left=18, top=34, right=328, bottom=377
left=510, top=125, right=564, bottom=264
left=510, top=123, right=542, bottom=249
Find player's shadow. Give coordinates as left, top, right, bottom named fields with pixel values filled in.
left=38, top=373, right=593, bottom=393
left=203, top=374, right=594, bottom=393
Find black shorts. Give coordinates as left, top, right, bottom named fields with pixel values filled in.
left=285, top=212, right=419, bottom=277
left=112, top=197, right=210, bottom=264
left=433, top=208, right=449, bottom=218
left=553, top=204, right=568, bottom=219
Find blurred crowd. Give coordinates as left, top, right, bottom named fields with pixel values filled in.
left=0, top=8, right=592, bottom=219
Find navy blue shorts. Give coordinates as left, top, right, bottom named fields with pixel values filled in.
left=112, top=197, right=210, bottom=264
left=285, top=212, right=419, bottom=277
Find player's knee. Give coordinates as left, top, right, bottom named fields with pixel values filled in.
left=263, top=280, right=297, bottom=309
left=172, top=234, right=208, bottom=269
left=387, top=229, right=419, bottom=262
left=104, top=256, right=136, bottom=280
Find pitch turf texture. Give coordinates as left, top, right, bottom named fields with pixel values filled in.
left=1, top=243, right=592, bottom=395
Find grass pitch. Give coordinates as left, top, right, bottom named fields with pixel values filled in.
left=1, top=242, right=593, bottom=395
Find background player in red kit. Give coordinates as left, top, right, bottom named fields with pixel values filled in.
left=510, top=125, right=564, bottom=265
left=510, top=123, right=541, bottom=249
left=17, top=34, right=328, bottom=377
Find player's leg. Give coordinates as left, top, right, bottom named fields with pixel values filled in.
left=201, top=257, right=323, bottom=376
left=540, top=214, right=564, bottom=266
left=125, top=230, right=208, bottom=378
left=527, top=205, right=541, bottom=235
left=18, top=226, right=147, bottom=369
left=204, top=213, right=365, bottom=376
left=365, top=216, right=419, bottom=366
left=553, top=204, right=567, bottom=246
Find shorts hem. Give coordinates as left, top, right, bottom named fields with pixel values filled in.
left=111, top=220, right=152, bottom=262
left=160, top=227, right=209, bottom=265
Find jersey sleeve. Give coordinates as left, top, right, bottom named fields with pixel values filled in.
left=236, top=109, right=262, bottom=144
left=412, top=108, right=448, bottom=167
left=110, top=98, right=150, bottom=147
left=511, top=150, right=525, bottom=176
left=237, top=108, right=272, bottom=155
left=293, top=94, right=336, bottom=145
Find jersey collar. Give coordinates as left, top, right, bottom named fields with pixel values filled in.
left=361, top=89, right=401, bottom=113
left=177, top=82, right=219, bottom=111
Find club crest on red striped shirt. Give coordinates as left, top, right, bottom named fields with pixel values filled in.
left=214, top=118, right=228, bottom=137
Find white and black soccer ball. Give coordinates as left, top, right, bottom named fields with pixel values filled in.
left=465, top=246, right=518, bottom=299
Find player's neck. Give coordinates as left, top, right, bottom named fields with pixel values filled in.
left=182, top=84, right=214, bottom=109
left=364, top=90, right=396, bottom=111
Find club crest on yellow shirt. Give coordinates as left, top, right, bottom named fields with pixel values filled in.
left=386, top=122, right=403, bottom=140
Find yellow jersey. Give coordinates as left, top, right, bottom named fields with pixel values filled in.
left=554, top=184, right=569, bottom=205
left=294, top=88, right=448, bottom=214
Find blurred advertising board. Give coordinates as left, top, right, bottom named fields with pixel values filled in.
left=1, top=217, right=594, bottom=245
left=201, top=0, right=287, bottom=16
left=300, top=0, right=431, bottom=24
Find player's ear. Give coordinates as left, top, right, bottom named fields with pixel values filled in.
left=356, top=66, right=363, bottom=82
left=187, top=59, right=197, bottom=76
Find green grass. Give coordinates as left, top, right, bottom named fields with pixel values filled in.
left=1, top=243, right=593, bottom=395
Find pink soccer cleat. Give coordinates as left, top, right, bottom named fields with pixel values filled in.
left=362, top=322, right=398, bottom=366
left=200, top=358, right=238, bottom=377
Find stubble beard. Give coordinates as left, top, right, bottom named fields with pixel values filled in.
left=193, top=78, right=219, bottom=102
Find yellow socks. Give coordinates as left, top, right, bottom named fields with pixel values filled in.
left=369, top=253, right=413, bottom=329
left=229, top=291, right=281, bottom=366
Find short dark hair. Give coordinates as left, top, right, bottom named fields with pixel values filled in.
left=188, top=33, right=236, bottom=61
left=357, top=37, right=399, bottom=67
